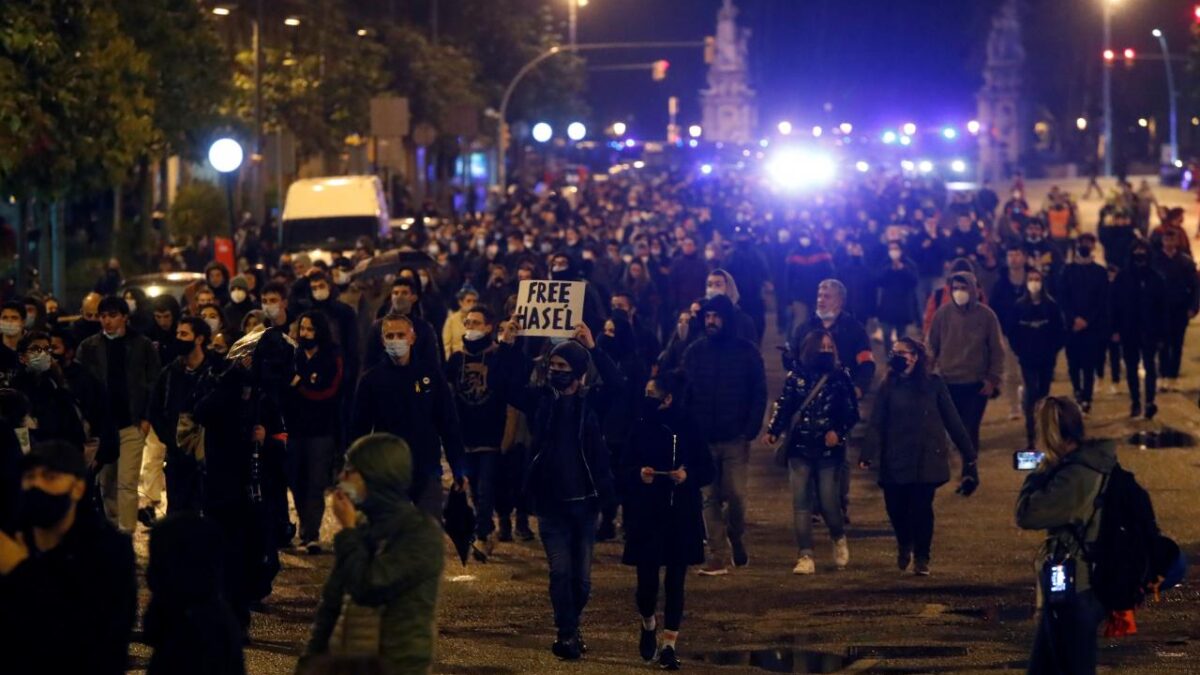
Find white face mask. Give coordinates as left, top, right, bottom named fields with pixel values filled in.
left=125, top=299, right=137, bottom=313
left=0, top=320, right=21, bottom=337
left=312, top=287, right=330, bottom=302
left=799, top=237, right=812, bottom=247
left=888, top=248, right=903, bottom=261
left=952, top=289, right=971, bottom=307
left=204, top=318, right=220, bottom=334
left=1026, top=281, right=1042, bottom=295
left=384, top=338, right=410, bottom=360
left=230, top=289, right=247, bottom=304
left=263, top=303, right=282, bottom=320
left=464, top=329, right=487, bottom=342
left=816, top=309, right=837, bottom=321
left=333, top=270, right=351, bottom=286
left=705, top=284, right=725, bottom=299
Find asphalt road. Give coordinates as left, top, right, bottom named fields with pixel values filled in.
left=128, top=176, right=1200, bottom=674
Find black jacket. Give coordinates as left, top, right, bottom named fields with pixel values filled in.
left=682, top=312, right=767, bottom=443
left=445, top=341, right=525, bottom=449
left=1008, top=296, right=1065, bottom=368
left=77, top=330, right=161, bottom=426
left=789, top=312, right=875, bottom=393
left=1112, top=264, right=1167, bottom=343
left=1152, top=250, right=1200, bottom=317
left=862, top=374, right=976, bottom=485
left=351, top=354, right=464, bottom=482
left=767, top=365, right=860, bottom=461
left=285, top=346, right=344, bottom=438
left=0, top=509, right=136, bottom=675
left=1057, top=262, right=1110, bottom=337
left=364, top=314, right=444, bottom=370
left=875, top=262, right=920, bottom=326
left=148, top=355, right=214, bottom=454
left=10, top=369, right=85, bottom=447
left=620, top=404, right=713, bottom=567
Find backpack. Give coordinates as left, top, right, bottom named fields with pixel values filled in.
left=1079, top=464, right=1159, bottom=611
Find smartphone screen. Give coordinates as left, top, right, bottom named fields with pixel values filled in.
left=1013, top=450, right=1045, bottom=470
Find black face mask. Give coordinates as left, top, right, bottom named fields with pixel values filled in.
left=548, top=370, right=576, bottom=392
left=811, top=352, right=835, bottom=371
left=20, top=486, right=73, bottom=528
left=298, top=336, right=317, bottom=351
left=1077, top=246, right=1092, bottom=259
left=1132, top=253, right=1149, bottom=266
left=888, top=354, right=909, bottom=373
left=175, top=338, right=196, bottom=358
left=463, top=334, right=489, bottom=353
left=640, top=395, right=665, bottom=418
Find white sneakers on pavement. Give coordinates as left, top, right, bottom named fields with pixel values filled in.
left=792, top=555, right=815, bottom=575
left=833, top=537, right=850, bottom=569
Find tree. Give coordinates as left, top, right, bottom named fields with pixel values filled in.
left=168, top=181, right=227, bottom=240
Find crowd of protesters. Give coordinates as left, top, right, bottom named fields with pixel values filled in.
left=0, top=162, right=1190, bottom=674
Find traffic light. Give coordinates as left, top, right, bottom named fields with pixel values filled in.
left=1103, top=48, right=1115, bottom=66
left=1123, top=47, right=1135, bottom=70
left=651, top=59, right=669, bottom=81
left=704, top=36, right=715, bottom=64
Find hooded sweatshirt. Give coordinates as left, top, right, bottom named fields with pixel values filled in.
left=707, top=268, right=758, bottom=342
left=681, top=295, right=768, bottom=443
left=304, top=434, right=444, bottom=673
left=927, top=272, right=1005, bottom=386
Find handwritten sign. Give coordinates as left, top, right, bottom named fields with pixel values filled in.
left=514, top=280, right=586, bottom=338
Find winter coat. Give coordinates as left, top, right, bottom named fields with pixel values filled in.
left=1057, top=262, right=1111, bottom=338
left=76, top=330, right=161, bottom=430
left=927, top=275, right=1005, bottom=386
left=875, top=262, right=920, bottom=326
left=835, top=257, right=877, bottom=324
left=1008, top=296, right=1065, bottom=368
left=767, top=365, right=859, bottom=461
left=1015, top=439, right=1117, bottom=595
left=789, top=312, right=875, bottom=394
left=286, top=346, right=344, bottom=438
left=148, top=355, right=213, bottom=455
left=1111, top=264, right=1167, bottom=343
left=681, top=297, right=767, bottom=444
left=304, top=436, right=444, bottom=674
left=445, top=341, right=525, bottom=450
left=1152, top=250, right=1200, bottom=317
left=862, top=373, right=976, bottom=485
left=785, top=245, right=834, bottom=309
left=620, top=405, right=713, bottom=567
left=9, top=369, right=85, bottom=447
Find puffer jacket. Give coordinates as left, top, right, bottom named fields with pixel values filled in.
left=1015, top=439, right=1117, bottom=596
left=767, top=365, right=859, bottom=460
left=861, top=373, right=976, bottom=485
left=681, top=295, right=768, bottom=444
left=303, top=435, right=444, bottom=674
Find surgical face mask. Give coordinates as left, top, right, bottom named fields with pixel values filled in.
left=230, top=289, right=248, bottom=304
left=23, top=315, right=35, bottom=329
left=704, top=249, right=716, bottom=261
left=551, top=264, right=568, bottom=274
left=333, top=270, right=351, bottom=286
left=540, top=242, right=553, bottom=254
left=952, top=289, right=970, bottom=307
left=312, top=287, right=330, bottom=302
left=125, top=299, right=137, bottom=313
left=426, top=244, right=440, bottom=257
left=26, top=351, right=51, bottom=373
left=204, top=318, right=220, bottom=334
left=20, top=486, right=74, bottom=528
left=263, top=303, right=281, bottom=320
left=1026, top=234, right=1042, bottom=244
left=384, top=338, right=410, bottom=360
left=418, top=274, right=430, bottom=289
left=1026, top=280, right=1042, bottom=295
left=548, top=369, right=576, bottom=391
left=337, top=479, right=364, bottom=506
left=0, top=320, right=21, bottom=337
left=888, top=248, right=903, bottom=262
left=391, top=296, right=413, bottom=314
left=705, top=286, right=725, bottom=299
left=799, top=237, right=812, bottom=247
left=464, top=329, right=487, bottom=342
left=816, top=309, right=837, bottom=321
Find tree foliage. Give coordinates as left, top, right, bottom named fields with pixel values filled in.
left=168, top=181, right=227, bottom=240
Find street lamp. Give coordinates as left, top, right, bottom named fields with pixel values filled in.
left=212, top=6, right=231, bottom=15
left=1077, top=117, right=1088, bottom=131
left=284, top=16, right=301, bottom=26
left=208, top=138, right=244, bottom=237
left=902, top=122, right=917, bottom=136
left=1150, top=28, right=1179, bottom=165
left=967, top=120, right=981, bottom=135
left=532, top=122, right=553, bottom=143
left=777, top=121, right=793, bottom=136
left=688, top=124, right=702, bottom=139
left=567, top=122, right=587, bottom=141
left=568, top=0, right=587, bottom=46
left=811, top=125, right=823, bottom=138
left=612, top=121, right=626, bottom=136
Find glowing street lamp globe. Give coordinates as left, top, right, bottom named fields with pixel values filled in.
left=532, top=122, right=553, bottom=143
left=208, top=138, right=244, bottom=173
left=567, top=122, right=587, bottom=141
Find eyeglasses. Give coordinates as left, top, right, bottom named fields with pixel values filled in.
left=889, top=350, right=913, bottom=358
left=24, top=346, right=50, bottom=355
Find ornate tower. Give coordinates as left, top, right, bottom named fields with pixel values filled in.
left=977, top=0, right=1025, bottom=183
left=700, top=0, right=757, bottom=144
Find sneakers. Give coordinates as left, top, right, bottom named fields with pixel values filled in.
left=730, top=539, right=749, bottom=568
left=639, top=626, right=657, bottom=661
left=1130, top=402, right=1142, bottom=419
left=301, top=540, right=322, bottom=555
left=697, top=559, right=729, bottom=576
left=596, top=519, right=617, bottom=542
left=471, top=535, right=496, bottom=563
left=659, top=645, right=681, bottom=670
left=497, top=518, right=514, bottom=543
left=1145, top=403, right=1158, bottom=420
left=514, top=518, right=536, bottom=542
left=137, top=505, right=158, bottom=528
left=897, top=548, right=912, bottom=572
left=913, top=558, right=931, bottom=576
left=833, top=537, right=850, bottom=569
left=792, top=555, right=815, bottom=575
left=552, top=636, right=582, bottom=660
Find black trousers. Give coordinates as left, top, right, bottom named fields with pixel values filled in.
left=1021, top=363, right=1055, bottom=447
left=1158, top=314, right=1189, bottom=379
left=1065, top=333, right=1103, bottom=403
left=882, top=483, right=938, bottom=560
left=285, top=435, right=335, bottom=543
left=1027, top=590, right=1105, bottom=675
left=601, top=440, right=626, bottom=528
left=945, top=382, right=987, bottom=456
left=164, top=449, right=204, bottom=515
left=495, top=444, right=530, bottom=522
left=1096, top=339, right=1121, bottom=383
left=1122, top=339, right=1158, bottom=406
left=636, top=563, right=688, bottom=631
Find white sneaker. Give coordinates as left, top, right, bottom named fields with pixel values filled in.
left=833, top=537, right=850, bottom=569
left=792, top=555, right=815, bottom=575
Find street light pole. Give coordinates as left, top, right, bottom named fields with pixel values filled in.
left=1152, top=29, right=1179, bottom=165
left=568, top=0, right=577, bottom=46
left=1102, top=1, right=1114, bottom=177
left=252, top=0, right=264, bottom=226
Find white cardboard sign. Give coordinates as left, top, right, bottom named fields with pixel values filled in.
left=513, top=280, right=586, bottom=338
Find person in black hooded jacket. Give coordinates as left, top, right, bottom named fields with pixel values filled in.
left=622, top=370, right=713, bottom=670
left=1006, top=268, right=1065, bottom=448
left=596, top=309, right=648, bottom=542
left=1111, top=241, right=1167, bottom=419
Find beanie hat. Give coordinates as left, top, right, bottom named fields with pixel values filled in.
left=230, top=276, right=249, bottom=291
left=550, top=339, right=591, bottom=376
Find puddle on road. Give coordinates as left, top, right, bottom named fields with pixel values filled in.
left=692, top=644, right=969, bottom=673
left=1128, top=427, right=1195, bottom=448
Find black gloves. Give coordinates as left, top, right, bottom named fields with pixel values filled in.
left=956, top=462, right=979, bottom=497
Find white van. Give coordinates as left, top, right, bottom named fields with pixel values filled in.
left=280, top=176, right=389, bottom=259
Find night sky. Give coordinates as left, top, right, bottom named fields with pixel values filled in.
left=576, top=0, right=1196, bottom=149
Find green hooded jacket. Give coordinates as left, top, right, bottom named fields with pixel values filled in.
left=1015, top=438, right=1117, bottom=596
left=303, top=434, right=444, bottom=674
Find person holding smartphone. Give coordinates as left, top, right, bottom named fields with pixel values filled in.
left=1016, top=397, right=1115, bottom=674
left=621, top=371, right=712, bottom=670
left=860, top=337, right=978, bottom=576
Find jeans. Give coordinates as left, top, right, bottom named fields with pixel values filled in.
left=538, top=500, right=599, bottom=639
left=164, top=447, right=204, bottom=514
left=701, top=440, right=750, bottom=562
left=286, top=435, right=336, bottom=543
left=636, top=564, right=688, bottom=631
left=1122, top=339, right=1157, bottom=406
left=1065, top=333, right=1103, bottom=403
left=788, top=456, right=845, bottom=555
left=945, top=382, right=987, bottom=456
left=882, top=483, right=938, bottom=560
left=1027, top=590, right=1105, bottom=675
left=140, top=427, right=166, bottom=505
left=101, top=425, right=146, bottom=532
left=1158, top=314, right=1189, bottom=379
left=1021, top=363, right=1055, bottom=447
left=463, top=450, right=499, bottom=540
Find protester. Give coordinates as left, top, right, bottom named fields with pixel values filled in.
left=0, top=440, right=137, bottom=675
left=301, top=434, right=445, bottom=674
left=682, top=294, right=767, bottom=575
left=766, top=330, right=859, bottom=575
left=861, top=338, right=977, bottom=576
left=442, top=285, right=479, bottom=357
left=1006, top=268, right=1065, bottom=449
left=1151, top=228, right=1199, bottom=392
left=147, top=316, right=213, bottom=514
left=1111, top=241, right=1166, bottom=419
left=622, top=371, right=711, bottom=670
left=1058, top=235, right=1110, bottom=413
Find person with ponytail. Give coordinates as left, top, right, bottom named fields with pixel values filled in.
left=1016, top=396, right=1116, bottom=674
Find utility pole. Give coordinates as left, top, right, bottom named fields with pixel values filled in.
left=568, top=0, right=577, bottom=46
left=252, top=0, right=264, bottom=224
left=1152, top=29, right=1179, bottom=166
left=1102, top=1, right=1114, bottom=177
